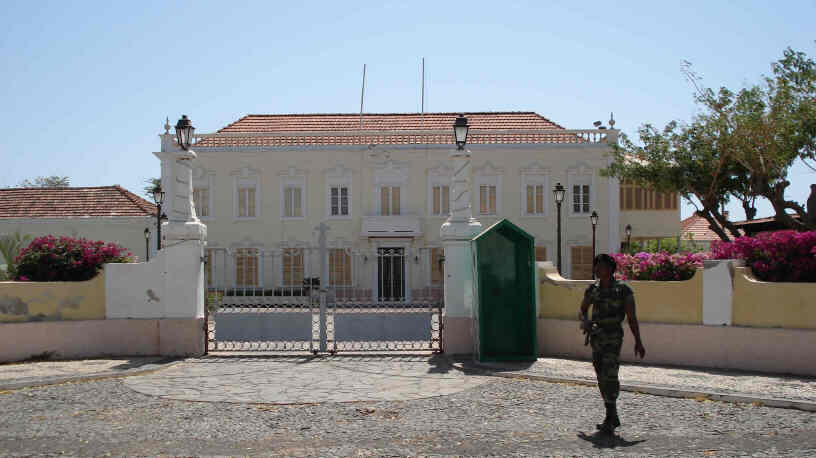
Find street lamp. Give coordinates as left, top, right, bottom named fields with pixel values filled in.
left=175, top=115, right=195, bottom=150
left=625, top=224, right=632, bottom=251
left=453, top=114, right=469, bottom=150
left=553, top=182, right=566, bottom=275
left=143, top=228, right=150, bottom=262
left=590, top=211, right=598, bottom=278
left=151, top=185, right=165, bottom=250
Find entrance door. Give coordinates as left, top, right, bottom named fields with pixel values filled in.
left=377, top=248, right=405, bottom=301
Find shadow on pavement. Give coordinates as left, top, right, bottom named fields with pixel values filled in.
left=577, top=431, right=646, bottom=449
left=110, top=358, right=177, bottom=371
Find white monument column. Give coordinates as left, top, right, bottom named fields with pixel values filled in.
left=440, top=129, right=482, bottom=355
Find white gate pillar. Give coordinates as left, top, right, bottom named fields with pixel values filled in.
left=441, top=147, right=482, bottom=355
left=153, top=129, right=207, bottom=355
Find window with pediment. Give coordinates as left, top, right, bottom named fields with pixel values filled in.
left=474, top=162, right=503, bottom=216
left=325, top=164, right=352, bottom=218
left=279, top=167, right=307, bottom=220
left=231, top=166, right=260, bottom=220
left=521, top=163, right=549, bottom=217
left=192, top=167, right=214, bottom=220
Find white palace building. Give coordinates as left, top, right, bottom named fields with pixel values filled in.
left=155, top=112, right=679, bottom=299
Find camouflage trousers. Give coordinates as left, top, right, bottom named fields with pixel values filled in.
left=590, top=328, right=623, bottom=403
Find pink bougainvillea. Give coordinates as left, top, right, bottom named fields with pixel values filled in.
left=613, top=251, right=709, bottom=281
left=14, top=235, right=132, bottom=281
left=710, top=231, right=816, bottom=282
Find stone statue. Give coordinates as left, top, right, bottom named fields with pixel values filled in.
left=807, top=184, right=816, bottom=225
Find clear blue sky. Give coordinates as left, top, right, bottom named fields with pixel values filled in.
left=1, top=0, right=814, bottom=220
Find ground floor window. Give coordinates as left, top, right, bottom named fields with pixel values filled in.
left=235, top=248, right=259, bottom=286
left=571, top=245, right=593, bottom=280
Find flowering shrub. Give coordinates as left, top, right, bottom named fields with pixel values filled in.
left=710, top=231, right=816, bottom=282
left=613, top=252, right=709, bottom=281
left=14, top=235, right=132, bottom=282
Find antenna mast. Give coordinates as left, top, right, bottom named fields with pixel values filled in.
left=359, top=64, right=366, bottom=129
left=421, top=57, right=425, bottom=127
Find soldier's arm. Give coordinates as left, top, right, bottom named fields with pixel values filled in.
left=624, top=294, right=646, bottom=358
left=579, top=291, right=591, bottom=329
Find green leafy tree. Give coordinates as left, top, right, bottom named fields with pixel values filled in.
left=17, top=176, right=70, bottom=187
left=603, top=48, right=816, bottom=240
left=0, top=231, right=33, bottom=280
left=143, top=177, right=161, bottom=198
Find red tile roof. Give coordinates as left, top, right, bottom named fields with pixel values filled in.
left=194, top=112, right=592, bottom=148
left=0, top=186, right=157, bottom=218
left=680, top=213, right=742, bottom=242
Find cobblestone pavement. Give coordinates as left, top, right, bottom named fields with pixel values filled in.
left=0, top=357, right=174, bottom=389
left=472, top=358, right=816, bottom=403
left=124, top=354, right=489, bottom=403
left=1, top=355, right=815, bottom=456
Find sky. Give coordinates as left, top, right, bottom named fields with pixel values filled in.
left=1, top=0, right=814, bottom=220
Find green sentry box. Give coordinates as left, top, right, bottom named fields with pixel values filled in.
left=472, top=219, right=537, bottom=362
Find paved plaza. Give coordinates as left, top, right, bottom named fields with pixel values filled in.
left=0, top=354, right=815, bottom=456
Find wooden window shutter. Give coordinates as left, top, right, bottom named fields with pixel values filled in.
left=535, top=246, right=547, bottom=263
left=392, top=187, right=400, bottom=215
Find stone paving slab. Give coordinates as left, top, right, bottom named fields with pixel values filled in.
left=124, top=353, right=490, bottom=404
left=459, top=357, right=816, bottom=410
left=0, top=357, right=177, bottom=390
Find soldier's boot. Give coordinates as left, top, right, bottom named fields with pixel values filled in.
left=596, top=402, right=620, bottom=434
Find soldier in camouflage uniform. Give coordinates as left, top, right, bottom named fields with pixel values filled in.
left=579, top=254, right=645, bottom=435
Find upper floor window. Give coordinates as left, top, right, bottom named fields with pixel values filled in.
left=330, top=186, right=349, bottom=217
left=194, top=188, right=210, bottom=218
left=232, top=167, right=260, bottom=220
left=237, top=185, right=256, bottom=218
left=380, top=186, right=401, bottom=216
left=192, top=167, right=214, bottom=220
left=526, top=184, right=545, bottom=215
left=431, top=185, right=450, bottom=216
left=521, top=163, right=549, bottom=217
left=279, top=167, right=307, bottom=220
left=474, top=162, right=503, bottom=217
left=479, top=185, right=497, bottom=215
left=620, top=181, right=679, bottom=211
left=283, top=186, right=303, bottom=218
left=572, top=184, right=591, bottom=214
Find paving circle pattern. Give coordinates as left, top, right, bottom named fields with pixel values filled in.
left=123, top=354, right=490, bottom=404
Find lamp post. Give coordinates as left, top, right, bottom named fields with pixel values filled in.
left=453, top=114, right=469, bottom=151
left=625, top=224, right=632, bottom=252
left=553, top=182, right=566, bottom=275
left=144, top=228, right=150, bottom=262
left=590, top=211, right=599, bottom=255
left=151, top=185, right=165, bottom=250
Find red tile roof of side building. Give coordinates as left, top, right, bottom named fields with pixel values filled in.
left=681, top=212, right=745, bottom=242
left=194, top=112, right=597, bottom=148
left=680, top=213, right=728, bottom=242
left=0, top=186, right=157, bottom=218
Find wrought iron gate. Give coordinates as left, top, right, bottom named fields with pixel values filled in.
left=205, top=233, right=443, bottom=353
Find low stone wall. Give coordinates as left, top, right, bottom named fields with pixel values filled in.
left=0, top=272, right=106, bottom=323
left=537, top=262, right=703, bottom=324
left=538, top=318, right=816, bottom=376
left=0, top=318, right=204, bottom=362
left=732, top=267, right=816, bottom=329
left=0, top=239, right=206, bottom=363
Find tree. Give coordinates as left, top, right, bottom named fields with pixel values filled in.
left=143, top=177, right=161, bottom=198
left=17, top=176, right=70, bottom=188
left=603, top=48, right=816, bottom=240
left=0, top=231, right=33, bottom=280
